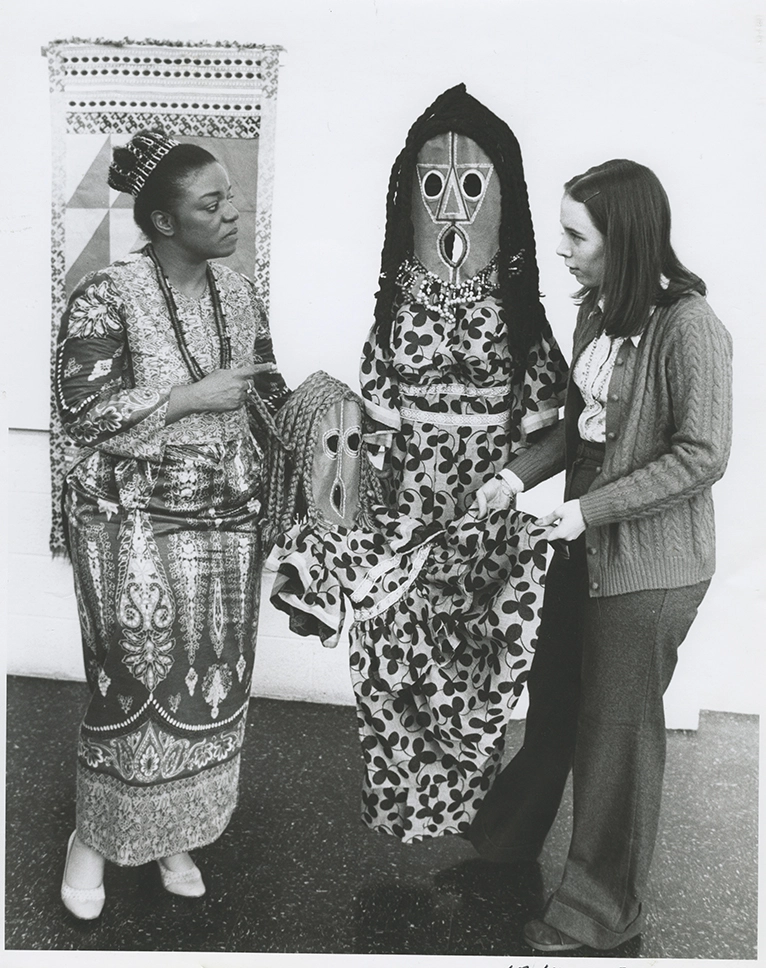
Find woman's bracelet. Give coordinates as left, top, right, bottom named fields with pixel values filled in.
left=497, top=476, right=514, bottom=497
left=498, top=467, right=523, bottom=495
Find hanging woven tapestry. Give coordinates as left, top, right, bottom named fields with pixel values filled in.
left=45, top=38, right=282, bottom=554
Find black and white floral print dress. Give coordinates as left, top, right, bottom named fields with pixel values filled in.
left=270, top=505, right=552, bottom=842
left=269, top=277, right=567, bottom=842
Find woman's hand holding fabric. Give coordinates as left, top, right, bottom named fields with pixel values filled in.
left=536, top=500, right=586, bottom=542
left=470, top=474, right=517, bottom=519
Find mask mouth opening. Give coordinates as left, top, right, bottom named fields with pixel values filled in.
left=439, top=224, right=468, bottom=268
left=331, top=479, right=345, bottom=516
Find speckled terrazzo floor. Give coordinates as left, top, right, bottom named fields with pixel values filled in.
left=5, top=675, right=758, bottom=958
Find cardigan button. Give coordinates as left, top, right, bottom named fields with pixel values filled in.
left=587, top=546, right=597, bottom=555
left=609, top=393, right=619, bottom=402
left=595, top=466, right=602, bottom=473
left=590, top=581, right=600, bottom=591
left=616, top=358, right=625, bottom=366
left=607, top=432, right=617, bottom=440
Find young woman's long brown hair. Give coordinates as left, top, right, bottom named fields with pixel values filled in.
left=565, top=159, right=706, bottom=338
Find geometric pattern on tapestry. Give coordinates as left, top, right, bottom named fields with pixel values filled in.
left=45, top=39, right=282, bottom=554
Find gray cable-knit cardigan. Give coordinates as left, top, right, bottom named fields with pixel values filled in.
left=509, top=292, right=733, bottom=597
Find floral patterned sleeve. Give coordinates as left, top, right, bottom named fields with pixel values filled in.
left=518, top=321, right=569, bottom=439
left=359, top=323, right=401, bottom=472
left=359, top=323, right=401, bottom=432
left=269, top=524, right=347, bottom=649
left=55, top=271, right=170, bottom=447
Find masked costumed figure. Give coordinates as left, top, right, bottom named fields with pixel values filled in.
left=360, top=83, right=567, bottom=521
left=269, top=88, right=567, bottom=842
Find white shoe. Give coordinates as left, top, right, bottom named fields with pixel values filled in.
left=61, top=831, right=105, bottom=920
left=157, top=855, right=206, bottom=897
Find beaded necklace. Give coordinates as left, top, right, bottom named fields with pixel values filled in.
left=145, top=243, right=232, bottom=381
left=396, top=250, right=523, bottom=324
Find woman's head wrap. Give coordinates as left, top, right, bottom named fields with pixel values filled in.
left=107, top=129, right=180, bottom=197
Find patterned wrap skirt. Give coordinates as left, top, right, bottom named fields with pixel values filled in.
left=65, top=437, right=263, bottom=865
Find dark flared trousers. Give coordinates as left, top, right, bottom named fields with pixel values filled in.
left=469, top=444, right=710, bottom=949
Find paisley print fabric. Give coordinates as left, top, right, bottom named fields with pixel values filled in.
left=271, top=505, right=552, bottom=842
left=56, top=250, right=287, bottom=865
left=55, top=247, right=290, bottom=458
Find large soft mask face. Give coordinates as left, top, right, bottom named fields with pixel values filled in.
left=412, top=132, right=501, bottom=284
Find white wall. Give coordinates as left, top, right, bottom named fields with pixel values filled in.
left=2, top=0, right=765, bottom=728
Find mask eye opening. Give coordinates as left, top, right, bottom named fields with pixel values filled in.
left=461, top=170, right=484, bottom=198
left=423, top=171, right=444, bottom=198
left=345, top=428, right=361, bottom=456
left=323, top=431, right=340, bottom=458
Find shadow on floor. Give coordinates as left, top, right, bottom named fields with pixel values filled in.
left=4, top=675, right=758, bottom=957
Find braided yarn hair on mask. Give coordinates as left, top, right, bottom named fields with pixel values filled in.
left=374, top=84, right=549, bottom=368
left=262, top=371, right=384, bottom=549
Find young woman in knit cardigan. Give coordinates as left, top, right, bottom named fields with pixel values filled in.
left=468, top=158, right=733, bottom=953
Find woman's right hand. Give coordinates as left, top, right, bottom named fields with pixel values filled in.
left=470, top=473, right=518, bottom=519
left=166, top=363, right=275, bottom=424
left=193, top=363, right=276, bottom=412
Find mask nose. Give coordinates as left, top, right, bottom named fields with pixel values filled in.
left=436, top=166, right=470, bottom=222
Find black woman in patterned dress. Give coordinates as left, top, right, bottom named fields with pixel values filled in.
left=54, top=130, right=289, bottom=918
